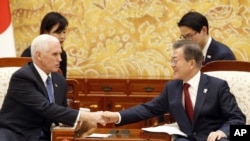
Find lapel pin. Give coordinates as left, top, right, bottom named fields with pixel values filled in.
left=203, top=89, right=208, bottom=94
left=55, top=84, right=58, bottom=87
left=207, top=55, right=211, bottom=58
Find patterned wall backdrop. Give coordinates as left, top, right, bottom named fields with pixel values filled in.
left=10, top=0, right=250, bottom=77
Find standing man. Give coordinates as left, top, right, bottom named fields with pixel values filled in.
left=0, top=34, right=106, bottom=141
left=103, top=40, right=245, bottom=141
left=177, top=11, right=236, bottom=65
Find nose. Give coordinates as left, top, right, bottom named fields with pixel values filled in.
left=170, top=62, right=176, bottom=68
left=58, top=32, right=66, bottom=41
left=58, top=55, right=62, bottom=62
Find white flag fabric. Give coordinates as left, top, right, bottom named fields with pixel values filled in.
left=0, top=0, right=16, bottom=57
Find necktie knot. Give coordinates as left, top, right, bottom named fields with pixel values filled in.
left=46, top=76, right=52, bottom=85
left=183, top=83, right=190, bottom=89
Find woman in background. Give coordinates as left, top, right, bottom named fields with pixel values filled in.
left=21, top=11, right=68, bottom=78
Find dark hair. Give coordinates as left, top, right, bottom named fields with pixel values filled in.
left=40, top=12, right=68, bottom=34
left=177, top=11, right=209, bottom=34
left=173, top=40, right=203, bottom=68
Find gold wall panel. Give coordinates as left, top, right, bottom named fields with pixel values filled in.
left=10, top=0, right=250, bottom=77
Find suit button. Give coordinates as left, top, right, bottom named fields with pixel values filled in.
left=193, top=132, right=196, bottom=135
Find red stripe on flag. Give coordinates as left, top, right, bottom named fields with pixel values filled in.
left=0, top=0, right=11, bottom=34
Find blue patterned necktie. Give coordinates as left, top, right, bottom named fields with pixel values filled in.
left=46, top=76, right=54, bottom=103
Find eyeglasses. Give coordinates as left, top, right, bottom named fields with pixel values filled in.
left=170, top=58, right=178, bottom=65
left=170, top=58, right=194, bottom=66
left=180, top=32, right=197, bottom=40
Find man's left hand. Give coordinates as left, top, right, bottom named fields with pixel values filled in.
left=207, top=130, right=227, bottom=141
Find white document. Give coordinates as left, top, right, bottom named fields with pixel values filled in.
left=141, top=122, right=187, bottom=137
left=86, top=133, right=112, bottom=138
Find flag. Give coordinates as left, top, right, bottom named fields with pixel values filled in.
left=0, top=0, right=16, bottom=57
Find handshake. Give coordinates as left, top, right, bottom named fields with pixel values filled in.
left=75, top=111, right=119, bottom=137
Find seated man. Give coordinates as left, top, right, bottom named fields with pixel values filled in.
left=103, top=40, right=245, bottom=141
left=0, top=34, right=106, bottom=141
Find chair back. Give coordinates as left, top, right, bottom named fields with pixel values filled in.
left=66, top=79, right=80, bottom=109
left=0, top=57, right=32, bottom=108
left=201, top=60, right=250, bottom=124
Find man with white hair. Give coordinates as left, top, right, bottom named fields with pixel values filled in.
left=0, top=34, right=106, bottom=141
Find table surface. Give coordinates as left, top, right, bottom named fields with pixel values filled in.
left=74, top=128, right=171, bottom=141
left=52, top=127, right=171, bottom=141
left=74, top=128, right=144, bottom=140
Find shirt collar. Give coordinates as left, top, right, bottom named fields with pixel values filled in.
left=185, top=71, right=201, bottom=88
left=202, top=36, right=212, bottom=58
left=33, top=63, right=51, bottom=85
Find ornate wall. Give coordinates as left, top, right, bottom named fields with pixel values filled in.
left=10, top=0, right=250, bottom=77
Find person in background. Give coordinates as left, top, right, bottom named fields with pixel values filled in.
left=102, top=40, right=245, bottom=141
left=158, top=11, right=237, bottom=124
left=0, top=34, right=106, bottom=141
left=177, top=11, right=236, bottom=65
left=21, top=11, right=68, bottom=78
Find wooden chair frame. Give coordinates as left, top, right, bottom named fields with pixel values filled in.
left=201, top=60, right=250, bottom=72
left=66, top=79, right=80, bottom=109
left=0, top=57, right=32, bottom=67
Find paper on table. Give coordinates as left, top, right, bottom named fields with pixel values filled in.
left=53, top=126, right=75, bottom=129
left=86, top=133, right=112, bottom=138
left=141, top=122, right=187, bottom=137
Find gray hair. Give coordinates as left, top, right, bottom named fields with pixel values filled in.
left=31, top=34, right=59, bottom=60
left=173, top=39, right=203, bottom=68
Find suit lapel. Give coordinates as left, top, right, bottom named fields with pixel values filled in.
left=192, top=73, right=209, bottom=126
left=46, top=72, right=65, bottom=104
left=205, top=38, right=215, bottom=63
left=29, top=63, right=48, bottom=98
left=51, top=74, right=58, bottom=103
left=174, top=81, right=193, bottom=133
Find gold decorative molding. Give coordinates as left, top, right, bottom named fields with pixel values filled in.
left=10, top=0, right=250, bottom=77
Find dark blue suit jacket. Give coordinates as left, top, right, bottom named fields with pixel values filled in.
left=118, top=73, right=245, bottom=141
left=204, top=38, right=236, bottom=65
left=0, top=62, right=78, bottom=141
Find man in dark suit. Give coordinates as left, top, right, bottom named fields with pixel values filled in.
left=177, top=11, right=236, bottom=65
left=103, top=40, right=245, bottom=141
left=0, top=34, right=106, bottom=141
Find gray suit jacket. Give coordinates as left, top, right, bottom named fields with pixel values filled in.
left=0, top=62, right=78, bottom=141
left=118, top=73, right=245, bottom=141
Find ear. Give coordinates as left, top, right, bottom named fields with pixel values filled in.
left=190, top=59, right=196, bottom=69
left=201, top=26, right=208, bottom=34
left=36, top=51, right=42, bottom=61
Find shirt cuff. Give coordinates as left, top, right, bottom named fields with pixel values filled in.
left=115, top=112, right=121, bottom=124
left=73, top=111, right=81, bottom=128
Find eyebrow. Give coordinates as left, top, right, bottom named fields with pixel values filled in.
left=181, top=33, right=191, bottom=36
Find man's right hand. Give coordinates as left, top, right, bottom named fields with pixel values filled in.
left=102, top=111, right=120, bottom=124
left=75, top=111, right=107, bottom=137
